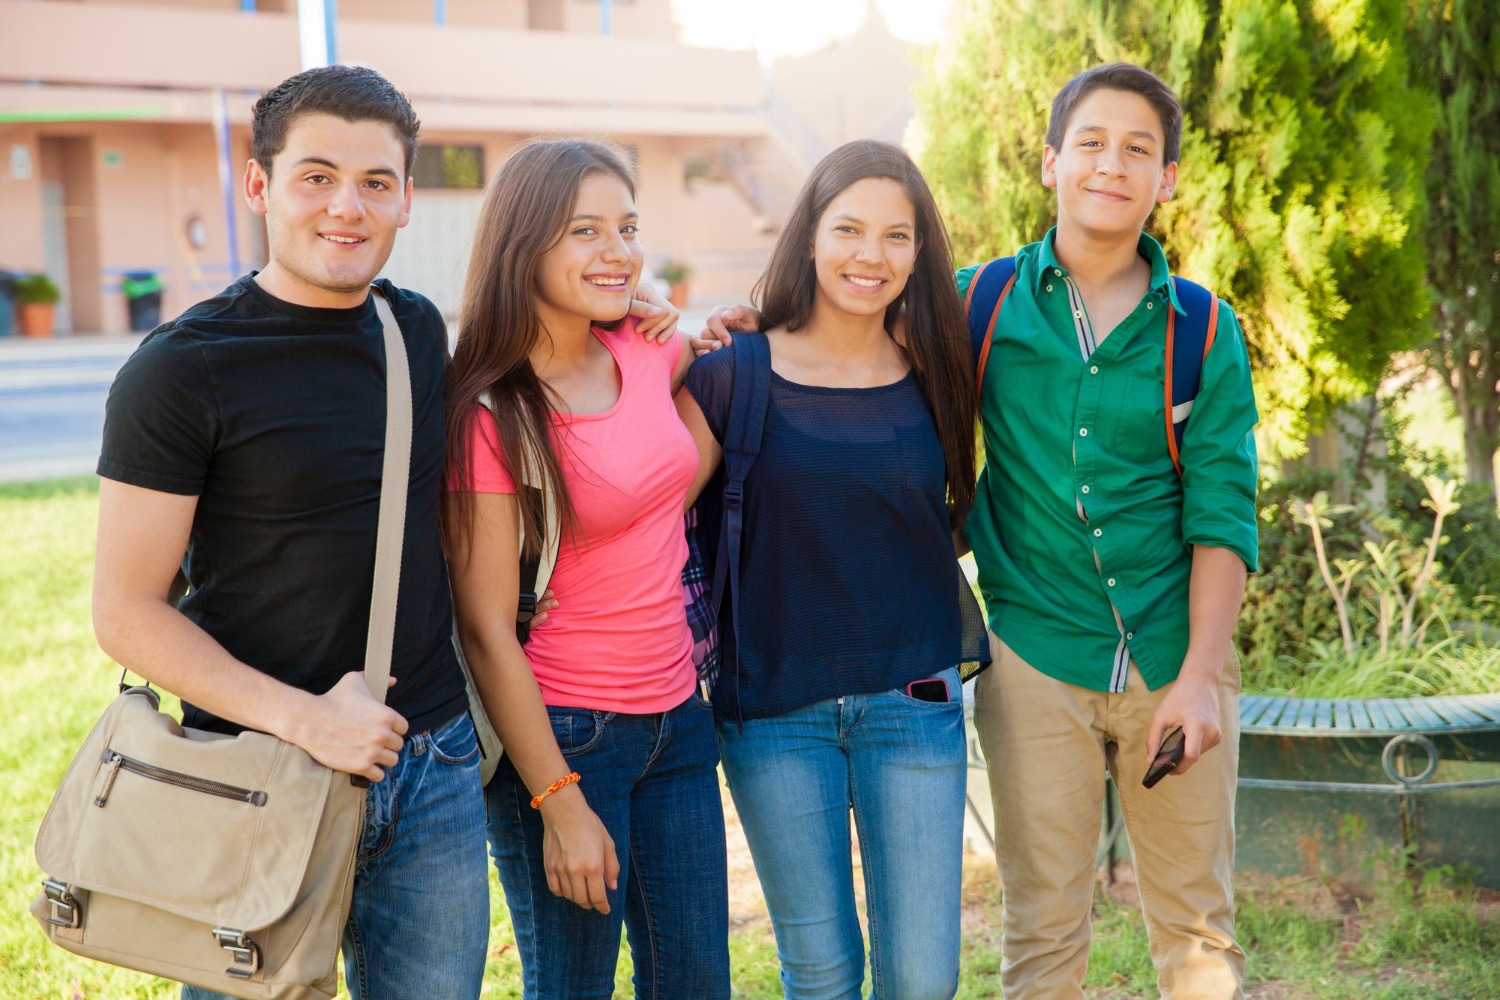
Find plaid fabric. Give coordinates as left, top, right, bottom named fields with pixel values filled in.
left=681, top=508, right=720, bottom=695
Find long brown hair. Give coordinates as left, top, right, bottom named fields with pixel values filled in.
left=755, top=139, right=977, bottom=528
left=443, top=138, right=637, bottom=561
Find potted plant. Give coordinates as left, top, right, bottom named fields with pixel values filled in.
left=15, top=273, right=61, bottom=337
left=660, top=259, right=692, bottom=309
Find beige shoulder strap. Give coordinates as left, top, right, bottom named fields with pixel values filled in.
left=364, top=288, right=412, bottom=703
left=476, top=392, right=561, bottom=597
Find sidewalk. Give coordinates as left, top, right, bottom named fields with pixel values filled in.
left=0, top=332, right=142, bottom=484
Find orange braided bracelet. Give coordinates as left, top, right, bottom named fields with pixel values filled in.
left=530, top=771, right=581, bottom=810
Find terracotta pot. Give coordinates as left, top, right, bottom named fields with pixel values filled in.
left=18, top=303, right=55, bottom=337
left=667, top=282, right=690, bottom=309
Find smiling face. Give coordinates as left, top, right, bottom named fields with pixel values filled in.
left=244, top=112, right=412, bottom=309
left=810, top=176, right=919, bottom=320
left=534, top=170, right=643, bottom=329
left=1042, top=87, right=1177, bottom=242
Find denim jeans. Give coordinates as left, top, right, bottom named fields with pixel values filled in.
left=183, top=710, right=490, bottom=1000
left=486, top=690, right=730, bottom=1000
left=719, top=666, right=968, bottom=1000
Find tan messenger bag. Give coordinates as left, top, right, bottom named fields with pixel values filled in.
left=31, top=288, right=413, bottom=999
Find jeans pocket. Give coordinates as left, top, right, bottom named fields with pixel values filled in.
left=889, top=666, right=965, bottom=709
left=428, top=713, right=481, bottom=766
left=549, top=708, right=612, bottom=757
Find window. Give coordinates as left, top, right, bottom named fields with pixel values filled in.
left=412, top=145, right=485, bottom=190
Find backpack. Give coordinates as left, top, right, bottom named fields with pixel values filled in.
left=962, top=256, right=1221, bottom=475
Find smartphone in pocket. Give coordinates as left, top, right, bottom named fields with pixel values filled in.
left=1142, top=725, right=1186, bottom=789
left=905, top=677, right=951, bottom=703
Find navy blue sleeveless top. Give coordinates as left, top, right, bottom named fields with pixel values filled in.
left=684, top=341, right=980, bottom=721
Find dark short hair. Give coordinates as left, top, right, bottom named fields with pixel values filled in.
left=250, top=65, right=420, bottom=178
left=1046, top=63, right=1182, bottom=165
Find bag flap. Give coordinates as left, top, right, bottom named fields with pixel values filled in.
left=35, top=689, right=336, bottom=929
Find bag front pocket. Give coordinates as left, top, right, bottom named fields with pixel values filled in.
left=93, top=749, right=270, bottom=808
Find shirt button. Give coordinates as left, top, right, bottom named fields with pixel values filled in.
left=1055, top=268, right=1063, bottom=277
left=1146, top=302, right=1154, bottom=310
left=1126, top=631, right=1134, bottom=640
left=1081, top=485, right=1091, bottom=494
left=1093, top=528, right=1103, bottom=537
left=1108, top=578, right=1117, bottom=587
left=1079, top=428, right=1088, bottom=437
left=1074, top=310, right=1083, bottom=319
left=1090, top=365, right=1099, bottom=375
left=1046, top=284, right=1053, bottom=292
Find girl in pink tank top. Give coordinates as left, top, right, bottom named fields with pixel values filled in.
left=443, top=139, right=729, bottom=998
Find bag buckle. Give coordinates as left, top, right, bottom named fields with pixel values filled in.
left=211, top=927, right=262, bottom=979
left=42, top=879, right=81, bottom=929
left=722, top=482, right=744, bottom=510
left=516, top=590, right=538, bottom=621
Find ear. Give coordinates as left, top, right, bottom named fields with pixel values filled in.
left=244, top=159, right=270, bottom=217
left=398, top=175, right=413, bottom=229
left=1041, top=145, right=1059, bottom=190
left=1157, top=161, right=1178, bottom=204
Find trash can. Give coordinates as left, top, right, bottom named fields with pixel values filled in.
left=121, top=272, right=164, bottom=332
left=0, top=271, right=16, bottom=337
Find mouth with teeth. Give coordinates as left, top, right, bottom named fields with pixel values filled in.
left=842, top=274, right=888, bottom=291
left=320, top=233, right=366, bottom=246
left=585, top=274, right=631, bottom=291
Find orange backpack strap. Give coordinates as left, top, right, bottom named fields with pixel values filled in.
left=965, top=257, right=1018, bottom=406
left=1164, top=277, right=1221, bottom=476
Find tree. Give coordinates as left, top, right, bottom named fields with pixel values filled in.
left=1410, top=0, right=1500, bottom=501
left=914, top=0, right=1434, bottom=461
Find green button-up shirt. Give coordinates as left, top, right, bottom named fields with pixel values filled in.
left=957, top=229, right=1259, bottom=692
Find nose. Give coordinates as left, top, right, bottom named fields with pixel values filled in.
left=325, top=178, right=367, bottom=221
left=1097, top=144, right=1126, bottom=177
left=853, top=234, right=884, bottom=265
left=600, top=229, right=631, bottom=264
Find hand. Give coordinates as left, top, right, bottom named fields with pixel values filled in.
left=1144, top=665, right=1222, bottom=777
left=539, top=785, right=621, bottom=913
left=692, top=303, right=760, bottom=355
left=295, top=672, right=409, bottom=782
left=529, top=587, right=559, bottom=629
left=630, top=282, right=679, bottom=343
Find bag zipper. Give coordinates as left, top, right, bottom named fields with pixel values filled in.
left=94, top=749, right=269, bottom=808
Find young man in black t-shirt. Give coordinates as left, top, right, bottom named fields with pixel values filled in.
left=93, top=66, right=491, bottom=1000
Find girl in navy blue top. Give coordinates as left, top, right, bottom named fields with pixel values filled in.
left=677, top=140, right=984, bottom=1000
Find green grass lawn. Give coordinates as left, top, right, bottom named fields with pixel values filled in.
left=3, top=478, right=1497, bottom=998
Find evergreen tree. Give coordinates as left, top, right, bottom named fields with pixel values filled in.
left=915, top=0, right=1434, bottom=459
left=1411, top=0, right=1499, bottom=499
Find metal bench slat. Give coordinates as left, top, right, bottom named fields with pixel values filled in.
left=1350, top=700, right=1373, bottom=730
left=1334, top=700, right=1352, bottom=730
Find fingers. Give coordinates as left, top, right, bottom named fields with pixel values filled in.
left=604, top=837, right=621, bottom=892
left=531, top=588, right=560, bottom=628
left=1144, top=712, right=1169, bottom=764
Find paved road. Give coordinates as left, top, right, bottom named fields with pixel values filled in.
left=0, top=336, right=141, bottom=483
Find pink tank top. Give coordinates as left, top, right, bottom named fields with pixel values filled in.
left=458, top=321, right=697, bottom=713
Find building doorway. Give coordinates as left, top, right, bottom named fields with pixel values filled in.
left=38, top=136, right=101, bottom=334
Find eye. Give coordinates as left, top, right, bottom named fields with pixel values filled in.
left=573, top=226, right=598, bottom=237
left=888, top=232, right=911, bottom=241
left=306, top=173, right=331, bottom=184
left=365, top=179, right=389, bottom=191
left=835, top=225, right=858, bottom=235
left=621, top=223, right=639, bottom=236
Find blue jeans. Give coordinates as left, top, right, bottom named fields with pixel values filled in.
left=486, top=690, right=730, bottom=1000
left=183, top=710, right=490, bottom=1000
left=719, top=666, right=968, bottom=1000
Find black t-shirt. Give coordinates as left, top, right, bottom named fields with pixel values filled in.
left=98, top=275, right=466, bottom=735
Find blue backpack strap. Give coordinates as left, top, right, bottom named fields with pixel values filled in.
left=964, top=257, right=1017, bottom=402
left=710, top=333, right=773, bottom=682
left=1165, top=277, right=1220, bottom=475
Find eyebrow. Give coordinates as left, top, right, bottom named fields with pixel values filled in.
left=292, top=157, right=400, bottom=178
left=1072, top=125, right=1159, bottom=142
left=830, top=214, right=913, bottom=228
left=570, top=212, right=640, bottom=222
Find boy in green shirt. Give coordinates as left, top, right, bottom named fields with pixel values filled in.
left=959, top=63, right=1257, bottom=999
left=696, top=61, right=1256, bottom=999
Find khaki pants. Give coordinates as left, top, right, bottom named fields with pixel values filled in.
left=973, top=634, right=1245, bottom=1000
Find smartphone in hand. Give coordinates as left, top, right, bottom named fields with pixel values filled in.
left=1142, top=726, right=1186, bottom=789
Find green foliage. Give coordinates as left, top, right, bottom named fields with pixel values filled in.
left=1410, top=0, right=1500, bottom=495
left=14, top=273, right=60, bottom=306
left=659, top=259, right=692, bottom=285
left=915, top=0, right=1435, bottom=459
